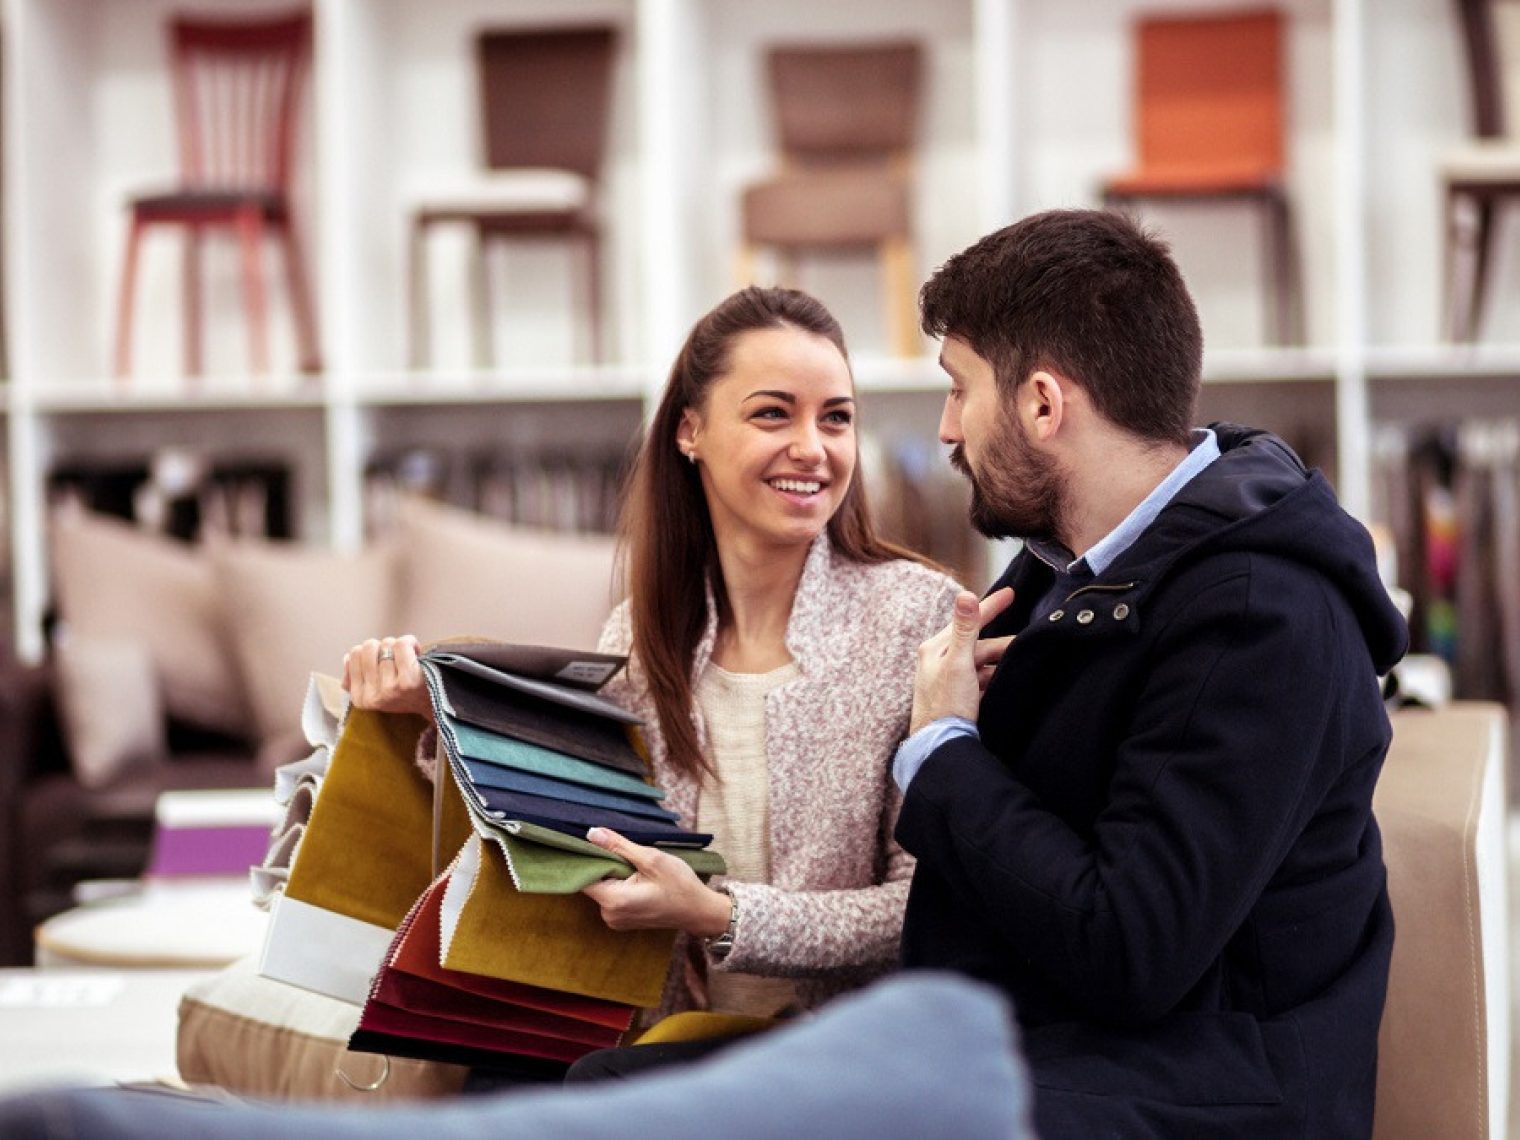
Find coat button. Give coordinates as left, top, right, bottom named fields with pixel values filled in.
left=1048, top=609, right=1065, bottom=622
left=1113, top=603, right=1130, bottom=620
left=1076, top=609, right=1095, bottom=625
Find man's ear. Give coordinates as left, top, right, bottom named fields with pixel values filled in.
left=1025, top=370, right=1067, bottom=442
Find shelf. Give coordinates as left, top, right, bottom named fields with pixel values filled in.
left=28, top=375, right=327, bottom=415
left=1202, top=347, right=1338, bottom=385
left=353, top=366, right=649, bottom=406
left=1365, top=345, right=1520, bottom=382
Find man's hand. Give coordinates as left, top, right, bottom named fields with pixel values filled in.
left=581, top=828, right=733, bottom=938
left=910, top=588, right=1016, bottom=735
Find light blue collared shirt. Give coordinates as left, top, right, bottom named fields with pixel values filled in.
left=892, top=429, right=1221, bottom=794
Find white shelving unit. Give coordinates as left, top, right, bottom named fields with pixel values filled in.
left=2, top=0, right=1516, bottom=661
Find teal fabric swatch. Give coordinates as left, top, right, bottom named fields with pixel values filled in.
left=447, top=716, right=666, bottom=801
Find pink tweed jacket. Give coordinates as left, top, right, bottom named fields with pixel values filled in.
left=598, top=535, right=961, bottom=1018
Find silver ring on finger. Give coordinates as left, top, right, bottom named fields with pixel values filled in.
left=378, top=647, right=397, bottom=663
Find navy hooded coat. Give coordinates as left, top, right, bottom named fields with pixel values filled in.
left=897, top=426, right=1410, bottom=1138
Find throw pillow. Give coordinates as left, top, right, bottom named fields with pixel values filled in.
left=54, top=633, right=167, bottom=789
left=211, top=539, right=397, bottom=744
left=50, top=507, right=249, bottom=738
left=392, top=496, right=616, bottom=649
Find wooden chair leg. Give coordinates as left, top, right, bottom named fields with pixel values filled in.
left=586, top=229, right=604, bottom=365
left=1443, top=185, right=1470, bottom=342
left=280, top=216, right=321, bottom=373
left=184, top=226, right=203, bottom=379
left=734, top=244, right=758, bottom=288
left=236, top=207, right=270, bottom=375
left=881, top=235, right=918, bottom=358
left=1468, top=193, right=1498, bottom=343
left=409, top=215, right=430, bottom=371
left=114, top=215, right=146, bottom=381
left=471, top=225, right=494, bottom=371
left=1261, top=190, right=1301, bottom=347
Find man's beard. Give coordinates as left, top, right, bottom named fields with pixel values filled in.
left=949, top=414, right=1065, bottom=542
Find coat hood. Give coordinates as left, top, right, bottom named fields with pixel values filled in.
left=1104, top=424, right=1409, bottom=674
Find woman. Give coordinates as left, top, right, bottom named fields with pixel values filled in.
left=345, top=286, right=960, bottom=1031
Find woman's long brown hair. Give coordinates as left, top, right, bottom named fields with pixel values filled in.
left=617, top=286, right=927, bottom=779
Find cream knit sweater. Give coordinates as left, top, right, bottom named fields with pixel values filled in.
left=598, top=535, right=961, bottom=1019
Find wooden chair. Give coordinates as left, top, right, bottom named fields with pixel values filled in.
left=407, top=26, right=618, bottom=370
left=1443, top=0, right=1520, bottom=342
left=1102, top=9, right=1303, bottom=346
left=113, top=10, right=320, bottom=380
left=738, top=42, right=923, bottom=359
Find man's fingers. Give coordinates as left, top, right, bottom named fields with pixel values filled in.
left=973, top=634, right=1016, bottom=669
left=979, top=587, right=1016, bottom=626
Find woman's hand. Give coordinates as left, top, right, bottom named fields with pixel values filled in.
left=341, top=634, right=434, bottom=721
left=581, top=828, right=733, bottom=938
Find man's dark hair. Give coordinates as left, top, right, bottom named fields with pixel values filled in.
left=919, top=209, right=1202, bottom=446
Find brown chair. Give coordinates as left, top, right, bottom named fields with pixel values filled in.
left=113, top=10, right=320, bottom=380
left=1102, top=9, right=1303, bottom=346
left=1372, top=702, right=1510, bottom=1139
left=407, top=26, right=618, bottom=370
left=1442, top=0, right=1520, bottom=341
left=739, top=42, right=923, bottom=358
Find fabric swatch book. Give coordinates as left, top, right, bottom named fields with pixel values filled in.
left=339, top=639, right=727, bottom=1069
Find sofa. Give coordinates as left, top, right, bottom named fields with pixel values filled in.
left=0, top=496, right=617, bottom=966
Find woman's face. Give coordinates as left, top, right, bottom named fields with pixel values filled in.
left=677, top=326, right=857, bottom=554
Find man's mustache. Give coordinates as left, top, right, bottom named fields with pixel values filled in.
left=948, top=444, right=971, bottom=477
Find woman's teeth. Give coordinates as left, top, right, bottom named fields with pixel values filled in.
left=771, top=479, right=822, bottom=494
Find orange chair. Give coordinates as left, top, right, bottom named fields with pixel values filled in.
left=1103, top=9, right=1302, bottom=346
left=738, top=42, right=923, bottom=358
left=113, top=10, right=320, bottom=380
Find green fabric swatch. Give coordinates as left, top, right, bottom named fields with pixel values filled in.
left=482, top=819, right=726, bottom=894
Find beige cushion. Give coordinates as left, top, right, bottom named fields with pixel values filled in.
left=54, top=633, right=166, bottom=789
left=177, top=956, right=466, bottom=1101
left=50, top=508, right=249, bottom=738
left=1373, top=702, right=1510, bottom=1139
left=393, top=496, right=616, bottom=650
left=212, top=540, right=398, bottom=745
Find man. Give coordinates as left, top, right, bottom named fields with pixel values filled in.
left=898, top=209, right=1407, bottom=1137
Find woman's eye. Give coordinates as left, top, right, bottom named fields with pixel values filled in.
left=752, top=406, right=786, bottom=421
left=824, top=410, right=854, bottom=427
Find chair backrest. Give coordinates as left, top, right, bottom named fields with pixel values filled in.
left=1454, top=0, right=1520, bottom=139
left=766, top=41, right=922, bottom=164
left=169, top=10, right=312, bottom=192
left=1372, top=702, right=1510, bottom=1139
left=1133, top=9, right=1283, bottom=174
left=476, top=26, right=618, bottom=179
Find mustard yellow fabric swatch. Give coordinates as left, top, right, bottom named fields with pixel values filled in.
left=634, top=1010, right=777, bottom=1046
left=444, top=839, right=675, bottom=1008
left=286, top=709, right=433, bottom=930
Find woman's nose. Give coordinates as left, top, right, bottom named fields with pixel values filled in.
left=788, top=425, right=825, bottom=464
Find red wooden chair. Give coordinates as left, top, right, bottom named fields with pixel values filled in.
left=1102, top=9, right=1303, bottom=346
left=113, top=9, right=320, bottom=380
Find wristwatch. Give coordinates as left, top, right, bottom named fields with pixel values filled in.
left=705, top=887, right=739, bottom=961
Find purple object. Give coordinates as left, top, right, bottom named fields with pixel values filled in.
left=146, top=825, right=272, bottom=877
